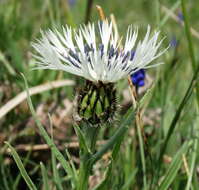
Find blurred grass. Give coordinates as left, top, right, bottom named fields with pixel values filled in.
left=0, top=0, right=199, bottom=189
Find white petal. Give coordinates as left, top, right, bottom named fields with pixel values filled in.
left=32, top=21, right=168, bottom=83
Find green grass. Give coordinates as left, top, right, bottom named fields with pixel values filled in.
left=0, top=0, right=199, bottom=189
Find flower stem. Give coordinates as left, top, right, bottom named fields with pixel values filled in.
left=77, top=153, right=92, bottom=190
left=135, top=112, right=147, bottom=190
left=91, top=124, right=128, bottom=165
left=91, top=109, right=135, bottom=164
left=85, top=126, right=100, bottom=152
left=77, top=124, right=99, bottom=190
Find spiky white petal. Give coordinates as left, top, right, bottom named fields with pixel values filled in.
left=32, top=20, right=168, bottom=83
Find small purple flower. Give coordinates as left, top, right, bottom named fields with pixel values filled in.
left=68, top=0, right=77, bottom=7
left=177, top=11, right=184, bottom=22
left=170, top=36, right=178, bottom=48
left=131, top=69, right=146, bottom=88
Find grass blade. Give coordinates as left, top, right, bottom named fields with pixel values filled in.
left=65, top=149, right=77, bottom=180
left=185, top=103, right=199, bottom=190
left=73, top=124, right=90, bottom=154
left=52, top=151, right=63, bottom=190
left=13, top=149, right=32, bottom=190
left=158, top=64, right=199, bottom=167
left=40, top=162, right=49, bottom=190
left=5, top=142, right=37, bottom=190
left=181, top=0, right=199, bottom=108
left=159, top=1, right=181, bottom=27
left=1, top=164, right=10, bottom=190
left=158, top=141, right=190, bottom=190
left=0, top=50, right=16, bottom=76
left=136, top=112, right=147, bottom=190
left=181, top=0, right=196, bottom=70
left=21, top=73, right=77, bottom=187
left=121, top=168, right=138, bottom=190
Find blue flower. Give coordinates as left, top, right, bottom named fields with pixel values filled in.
left=68, top=0, right=77, bottom=7
left=131, top=69, right=145, bottom=87
left=170, top=36, right=178, bottom=48
left=177, top=11, right=183, bottom=22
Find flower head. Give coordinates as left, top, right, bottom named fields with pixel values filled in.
left=32, top=20, right=167, bottom=83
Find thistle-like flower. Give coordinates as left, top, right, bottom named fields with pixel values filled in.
left=32, top=20, right=167, bottom=83
left=32, top=20, right=167, bottom=125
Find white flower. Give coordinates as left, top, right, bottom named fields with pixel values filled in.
left=32, top=20, right=168, bottom=83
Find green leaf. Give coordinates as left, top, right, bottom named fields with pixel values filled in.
left=0, top=50, right=16, bottom=76
left=21, top=73, right=77, bottom=188
left=52, top=151, right=63, bottom=190
left=158, top=141, right=190, bottom=190
left=181, top=0, right=199, bottom=107
left=40, top=162, right=49, bottom=190
left=112, top=107, right=135, bottom=160
left=186, top=104, right=199, bottom=190
left=5, top=142, right=37, bottom=190
left=73, top=124, right=90, bottom=154
left=1, top=163, right=10, bottom=190
left=121, top=168, right=138, bottom=190
left=136, top=111, right=147, bottom=190
left=138, top=83, right=155, bottom=110
left=65, top=149, right=77, bottom=179
left=13, top=149, right=32, bottom=190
